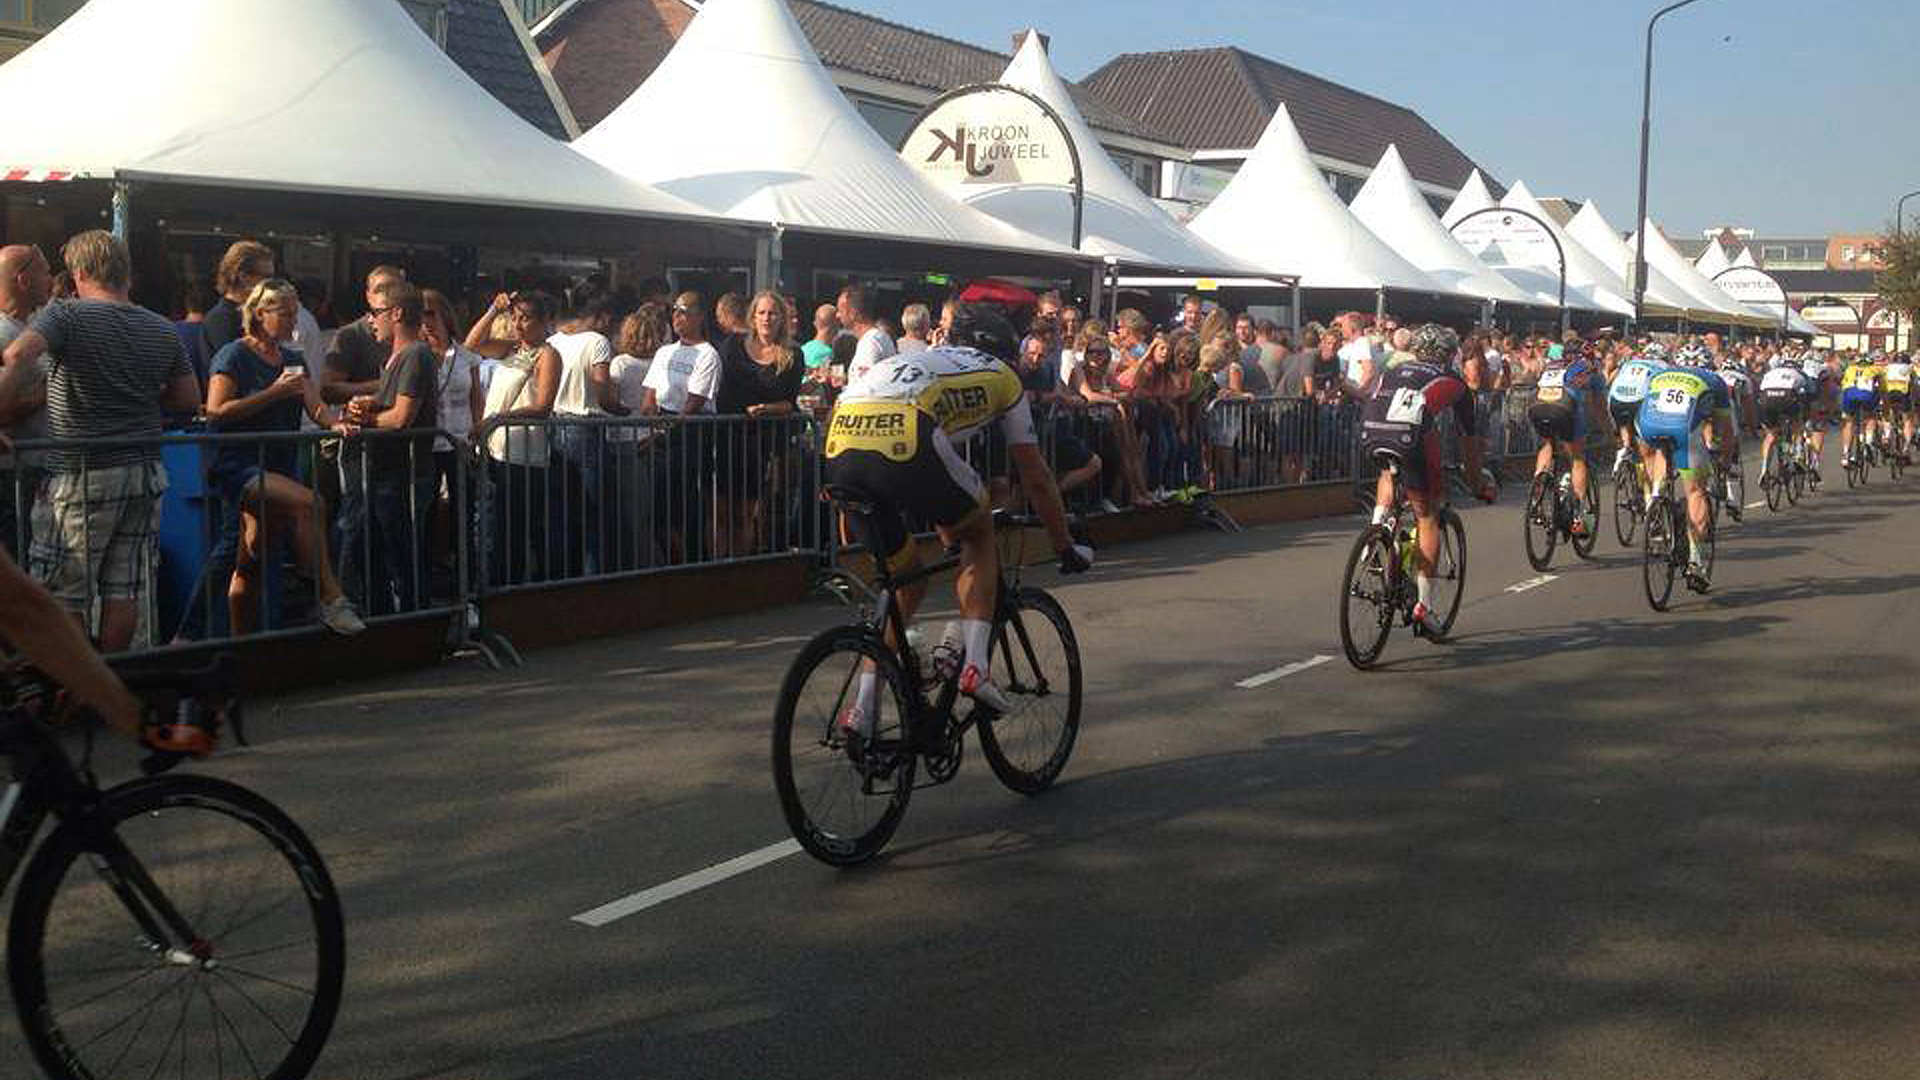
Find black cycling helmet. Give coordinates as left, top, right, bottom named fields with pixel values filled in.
left=946, top=303, right=1021, bottom=363
left=1409, top=323, right=1459, bottom=364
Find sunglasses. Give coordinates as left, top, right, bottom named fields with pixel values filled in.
left=673, top=305, right=697, bottom=315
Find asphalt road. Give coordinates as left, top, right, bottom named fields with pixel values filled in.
left=9, top=455, right=1920, bottom=1080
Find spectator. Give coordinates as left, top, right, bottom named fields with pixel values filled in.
left=1112, top=307, right=1151, bottom=361
left=1018, top=332, right=1101, bottom=506
left=714, top=291, right=803, bottom=557
left=0, top=244, right=52, bottom=558
left=1059, top=305, right=1084, bottom=349
left=1254, top=321, right=1289, bottom=392
left=1174, top=294, right=1204, bottom=334
left=548, top=289, right=624, bottom=575
left=801, top=303, right=839, bottom=376
left=898, top=303, right=932, bottom=355
left=0, top=230, right=198, bottom=650
left=713, top=291, right=747, bottom=345
left=343, top=279, right=438, bottom=613
left=470, top=290, right=560, bottom=585
left=172, top=278, right=217, bottom=392
left=1235, top=314, right=1273, bottom=396
left=1200, top=339, right=1250, bottom=489
left=204, top=279, right=362, bottom=636
left=643, top=292, right=721, bottom=561
left=1068, top=333, right=1153, bottom=509
left=324, top=264, right=407, bottom=604
left=1126, top=333, right=1182, bottom=499
left=1334, top=311, right=1381, bottom=397
left=838, top=283, right=895, bottom=383
left=608, top=304, right=667, bottom=568
left=420, top=289, right=483, bottom=581
left=202, top=240, right=275, bottom=359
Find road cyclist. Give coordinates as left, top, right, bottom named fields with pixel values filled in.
left=1839, top=350, right=1884, bottom=481
left=1884, top=351, right=1915, bottom=465
left=1799, top=348, right=1833, bottom=487
left=1606, top=341, right=1667, bottom=542
left=1636, top=360, right=1736, bottom=593
left=1756, top=358, right=1813, bottom=509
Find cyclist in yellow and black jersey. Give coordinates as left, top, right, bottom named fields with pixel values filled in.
left=1839, top=352, right=1884, bottom=469
left=825, top=305, right=1092, bottom=730
left=1884, top=352, right=1915, bottom=462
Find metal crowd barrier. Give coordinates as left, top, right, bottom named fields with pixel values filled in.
left=0, top=387, right=1568, bottom=669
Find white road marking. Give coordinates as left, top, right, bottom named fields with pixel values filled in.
left=1504, top=574, right=1559, bottom=594
left=1745, top=501, right=1767, bottom=510
left=1236, top=655, right=1335, bottom=689
left=573, top=840, right=802, bottom=927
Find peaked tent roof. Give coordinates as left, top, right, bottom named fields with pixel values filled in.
left=1497, top=181, right=1638, bottom=317
left=572, top=0, right=1084, bottom=257
left=1564, top=201, right=1716, bottom=320
left=1694, top=238, right=1733, bottom=278
left=1349, top=146, right=1534, bottom=306
left=1633, top=220, right=1770, bottom=327
left=1188, top=105, right=1456, bottom=294
left=1440, top=170, right=1498, bottom=229
left=0, top=0, right=713, bottom=222
left=1731, top=246, right=1759, bottom=269
left=958, top=32, right=1262, bottom=275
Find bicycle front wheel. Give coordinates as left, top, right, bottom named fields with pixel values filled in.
left=1429, top=509, right=1468, bottom=639
left=1523, top=473, right=1556, bottom=571
left=771, top=627, right=915, bottom=867
left=1339, top=526, right=1396, bottom=670
left=978, top=588, right=1082, bottom=794
left=8, top=775, right=345, bottom=1080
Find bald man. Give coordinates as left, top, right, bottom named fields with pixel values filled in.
left=0, top=244, right=52, bottom=556
left=801, top=302, right=840, bottom=375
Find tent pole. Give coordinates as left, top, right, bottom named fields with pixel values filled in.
left=1086, top=263, right=1104, bottom=325
left=110, top=181, right=132, bottom=246
left=1290, top=282, right=1302, bottom=339
left=1374, top=288, right=1386, bottom=321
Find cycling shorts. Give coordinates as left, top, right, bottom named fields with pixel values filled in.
left=1363, top=427, right=1444, bottom=499
left=1609, top=399, right=1641, bottom=436
left=1638, top=410, right=1711, bottom=477
left=1758, top=392, right=1800, bottom=431
left=1527, top=399, right=1584, bottom=444
left=825, top=404, right=986, bottom=569
left=1886, top=391, right=1911, bottom=413
left=1841, top=389, right=1879, bottom=417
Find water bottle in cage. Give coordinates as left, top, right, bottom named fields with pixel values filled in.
left=929, top=621, right=964, bottom=683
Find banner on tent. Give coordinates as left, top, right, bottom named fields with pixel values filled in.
left=1711, top=266, right=1786, bottom=307
left=1449, top=211, right=1558, bottom=269
left=901, top=86, right=1079, bottom=191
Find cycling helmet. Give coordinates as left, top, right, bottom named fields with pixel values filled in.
left=1640, top=341, right=1671, bottom=361
left=944, top=303, right=1021, bottom=363
left=1676, top=343, right=1711, bottom=365
left=1408, top=323, right=1459, bottom=364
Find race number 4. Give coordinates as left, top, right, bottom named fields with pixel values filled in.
left=1385, top=387, right=1425, bottom=425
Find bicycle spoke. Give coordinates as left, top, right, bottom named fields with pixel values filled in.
left=208, top=980, right=270, bottom=1080
left=213, top=967, right=303, bottom=1044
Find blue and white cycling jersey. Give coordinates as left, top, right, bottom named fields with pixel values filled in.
left=1608, top=357, right=1665, bottom=405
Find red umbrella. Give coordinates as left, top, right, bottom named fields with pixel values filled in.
left=958, top=279, right=1039, bottom=308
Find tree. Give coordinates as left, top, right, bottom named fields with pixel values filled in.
left=1872, top=229, right=1920, bottom=321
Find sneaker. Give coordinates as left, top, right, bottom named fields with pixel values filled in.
left=1097, top=497, right=1123, bottom=515
left=957, top=663, right=1012, bottom=715
left=1613, top=448, right=1630, bottom=472
left=836, top=703, right=874, bottom=740
left=317, top=597, right=366, bottom=635
left=1410, top=602, right=1441, bottom=639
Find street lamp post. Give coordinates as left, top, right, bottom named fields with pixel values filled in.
left=1893, top=189, right=1920, bottom=352
left=1632, top=0, right=1719, bottom=325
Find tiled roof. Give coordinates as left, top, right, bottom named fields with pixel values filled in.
left=1081, top=47, right=1489, bottom=191
left=445, top=0, right=571, bottom=139
left=538, top=0, right=1175, bottom=144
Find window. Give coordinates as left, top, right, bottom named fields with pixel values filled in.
left=1106, top=148, right=1159, bottom=197
left=1841, top=245, right=1855, bottom=262
left=1762, top=246, right=1787, bottom=262
left=398, top=0, right=446, bottom=48
left=847, top=94, right=920, bottom=149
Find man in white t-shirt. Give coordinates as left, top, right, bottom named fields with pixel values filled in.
left=1335, top=311, right=1383, bottom=396
left=838, top=282, right=896, bottom=384
left=0, top=244, right=52, bottom=556
left=642, top=292, right=720, bottom=415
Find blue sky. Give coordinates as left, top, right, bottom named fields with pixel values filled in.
left=862, top=0, right=1919, bottom=239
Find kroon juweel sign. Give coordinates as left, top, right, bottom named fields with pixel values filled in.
left=902, top=86, right=1079, bottom=190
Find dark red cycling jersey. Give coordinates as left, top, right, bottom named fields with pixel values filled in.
left=1360, top=360, right=1475, bottom=496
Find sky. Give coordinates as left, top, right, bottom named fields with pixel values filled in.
left=858, top=0, right=1920, bottom=239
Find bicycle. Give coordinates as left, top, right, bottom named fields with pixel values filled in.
left=1523, top=448, right=1598, bottom=570
left=1612, top=450, right=1647, bottom=546
left=1338, top=454, right=1469, bottom=670
left=772, top=490, right=1083, bottom=866
left=1641, top=444, right=1720, bottom=612
left=1759, top=427, right=1803, bottom=512
left=1718, top=446, right=1747, bottom=522
left=3, top=656, right=345, bottom=1080
left=1843, top=421, right=1875, bottom=489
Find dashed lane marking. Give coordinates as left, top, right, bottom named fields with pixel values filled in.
left=1504, top=574, right=1559, bottom=595
left=573, top=840, right=802, bottom=927
left=1236, top=655, right=1335, bottom=689
left=1745, top=501, right=1767, bottom=510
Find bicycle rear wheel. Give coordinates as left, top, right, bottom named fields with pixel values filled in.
left=9, top=775, right=345, bottom=1080
left=1613, top=464, right=1642, bottom=546
left=1429, top=509, right=1468, bottom=639
left=1523, top=473, right=1556, bottom=571
left=977, top=588, right=1082, bottom=795
left=771, top=628, right=915, bottom=866
left=1642, top=495, right=1677, bottom=612
left=1763, top=444, right=1784, bottom=512
left=1572, top=467, right=1600, bottom=559
left=1339, top=526, right=1396, bottom=670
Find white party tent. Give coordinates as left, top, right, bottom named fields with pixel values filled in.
left=1631, top=219, right=1770, bottom=328
left=1188, top=105, right=1458, bottom=298
left=1565, top=201, right=1720, bottom=322
left=1496, top=181, right=1638, bottom=318
left=0, top=0, right=719, bottom=223
left=964, top=32, right=1263, bottom=275
left=1731, top=247, right=1760, bottom=270
left=1694, top=239, right=1733, bottom=279
left=1349, top=146, right=1535, bottom=307
left=1440, top=173, right=1610, bottom=316
left=574, top=0, right=1084, bottom=260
